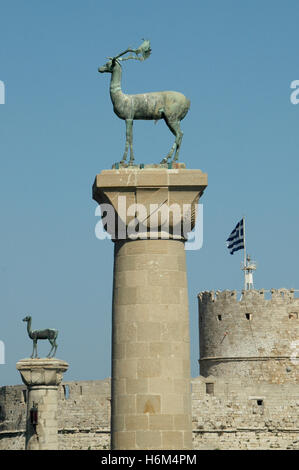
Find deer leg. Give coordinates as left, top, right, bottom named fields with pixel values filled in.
left=161, top=141, right=176, bottom=164
left=128, top=120, right=135, bottom=165
left=47, top=339, right=54, bottom=358
left=52, top=339, right=58, bottom=357
left=48, top=339, right=58, bottom=357
left=172, top=122, right=183, bottom=162
left=160, top=120, right=181, bottom=164
left=120, top=119, right=132, bottom=165
left=32, top=339, right=38, bottom=359
left=48, top=336, right=58, bottom=358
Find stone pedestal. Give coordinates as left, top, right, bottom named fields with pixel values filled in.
left=93, top=168, right=207, bottom=450
left=16, top=358, right=69, bottom=450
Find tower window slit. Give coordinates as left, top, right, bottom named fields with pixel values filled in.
left=63, top=385, right=70, bottom=400
left=206, top=383, right=214, bottom=395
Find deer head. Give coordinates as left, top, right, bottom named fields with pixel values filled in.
left=98, top=39, right=151, bottom=74
left=98, top=58, right=117, bottom=74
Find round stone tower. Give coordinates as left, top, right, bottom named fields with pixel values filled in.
left=198, top=288, right=299, bottom=384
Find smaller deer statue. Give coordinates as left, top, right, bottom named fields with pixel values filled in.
left=98, top=39, right=190, bottom=165
left=22, top=316, right=58, bottom=359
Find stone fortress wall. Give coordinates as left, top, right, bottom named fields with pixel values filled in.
left=196, top=288, right=299, bottom=449
left=198, top=288, right=299, bottom=383
left=192, top=376, right=299, bottom=450
left=0, top=380, right=111, bottom=450
left=0, top=288, right=298, bottom=450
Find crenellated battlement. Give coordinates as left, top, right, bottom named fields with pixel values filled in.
left=198, top=288, right=299, bottom=384
left=198, top=288, right=298, bottom=305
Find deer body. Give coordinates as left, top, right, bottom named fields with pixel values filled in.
left=23, top=316, right=58, bottom=359
left=113, top=89, right=189, bottom=122
left=110, top=64, right=189, bottom=121
left=99, top=42, right=190, bottom=164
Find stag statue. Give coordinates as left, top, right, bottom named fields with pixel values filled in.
left=22, top=316, right=58, bottom=359
left=98, top=40, right=190, bottom=165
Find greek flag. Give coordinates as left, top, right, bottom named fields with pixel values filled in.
left=226, top=218, right=244, bottom=254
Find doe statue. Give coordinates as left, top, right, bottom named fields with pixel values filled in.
left=22, top=316, right=58, bottom=359
left=98, top=40, right=190, bottom=166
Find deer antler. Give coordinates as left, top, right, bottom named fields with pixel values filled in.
left=114, top=39, right=151, bottom=62
left=114, top=48, right=137, bottom=59
left=135, top=39, right=151, bottom=60
left=119, top=55, right=143, bottom=62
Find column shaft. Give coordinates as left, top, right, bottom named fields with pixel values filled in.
left=26, top=385, right=59, bottom=450
left=111, top=239, right=192, bottom=450
left=93, top=167, right=208, bottom=450
left=16, top=358, right=68, bottom=450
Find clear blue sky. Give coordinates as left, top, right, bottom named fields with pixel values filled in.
left=1, top=0, right=299, bottom=386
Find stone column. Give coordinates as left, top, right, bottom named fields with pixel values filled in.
left=16, top=358, right=69, bottom=450
left=93, top=168, right=207, bottom=450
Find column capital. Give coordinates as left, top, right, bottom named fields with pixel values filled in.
left=16, top=358, right=69, bottom=387
left=93, top=168, right=208, bottom=241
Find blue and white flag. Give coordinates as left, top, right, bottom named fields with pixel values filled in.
left=226, top=218, right=244, bottom=255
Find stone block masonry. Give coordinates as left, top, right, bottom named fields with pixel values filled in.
left=1, top=282, right=298, bottom=451
left=93, top=168, right=208, bottom=450
left=198, top=289, right=299, bottom=383
left=192, top=376, right=299, bottom=450
left=16, top=358, right=68, bottom=450
left=0, top=380, right=110, bottom=450
left=111, top=239, right=193, bottom=450
left=1, top=375, right=299, bottom=450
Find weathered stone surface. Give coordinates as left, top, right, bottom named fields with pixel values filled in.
left=191, top=375, right=299, bottom=450
left=111, top=238, right=194, bottom=449
left=93, top=168, right=207, bottom=241
left=198, top=289, right=299, bottom=383
left=16, top=358, right=68, bottom=387
left=1, top=373, right=299, bottom=450
left=16, top=358, right=68, bottom=450
left=93, top=168, right=207, bottom=189
left=94, top=168, right=207, bottom=450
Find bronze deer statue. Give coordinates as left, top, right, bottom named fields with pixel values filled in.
left=98, top=40, right=190, bottom=165
left=23, top=316, right=58, bottom=358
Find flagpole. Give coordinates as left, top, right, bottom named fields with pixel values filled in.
left=243, top=216, right=247, bottom=290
